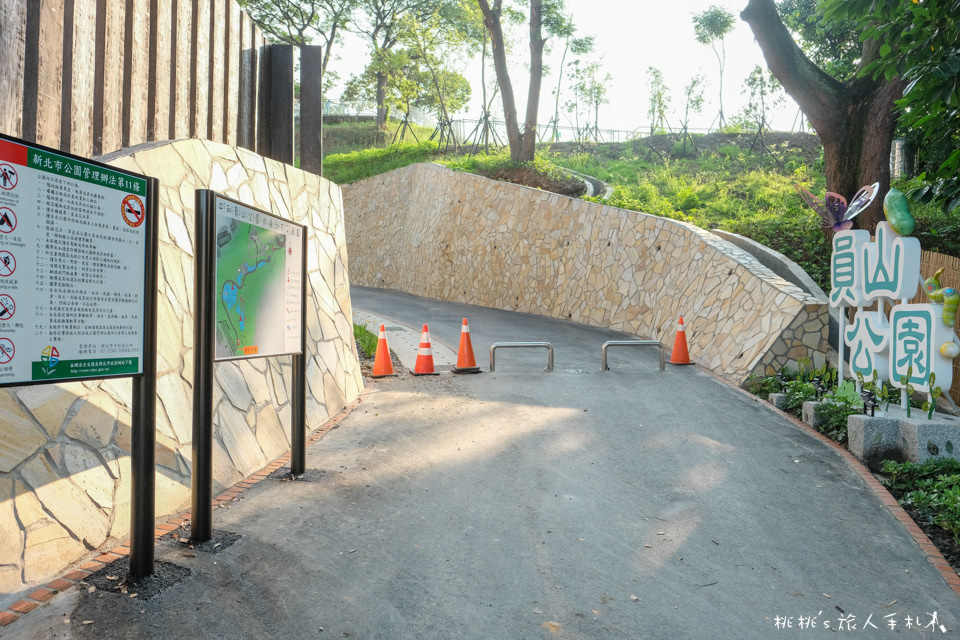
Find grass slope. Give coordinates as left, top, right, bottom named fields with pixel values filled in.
left=322, top=130, right=959, bottom=292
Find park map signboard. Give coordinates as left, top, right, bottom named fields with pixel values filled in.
left=0, top=134, right=148, bottom=385
left=193, top=190, right=307, bottom=542
left=213, top=194, right=303, bottom=361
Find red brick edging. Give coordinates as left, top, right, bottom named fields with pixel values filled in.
left=0, top=396, right=363, bottom=627
left=700, top=366, right=960, bottom=599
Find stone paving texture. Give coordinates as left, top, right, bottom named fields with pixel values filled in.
left=342, top=163, right=831, bottom=385
left=5, top=288, right=957, bottom=639
left=0, top=140, right=362, bottom=596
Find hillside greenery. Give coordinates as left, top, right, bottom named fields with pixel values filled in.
left=321, top=128, right=959, bottom=292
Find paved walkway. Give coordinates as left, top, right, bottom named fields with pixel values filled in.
left=9, top=286, right=960, bottom=638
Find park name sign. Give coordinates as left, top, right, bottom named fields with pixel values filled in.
left=831, top=221, right=958, bottom=397
left=0, top=134, right=149, bottom=386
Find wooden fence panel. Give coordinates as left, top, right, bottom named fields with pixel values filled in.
left=913, top=251, right=960, bottom=404
left=0, top=0, right=26, bottom=139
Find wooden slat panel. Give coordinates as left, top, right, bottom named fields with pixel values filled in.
left=34, top=0, right=65, bottom=148
left=0, top=0, right=26, bottom=139
left=93, top=0, right=125, bottom=155
left=123, top=0, right=150, bottom=147
left=148, top=0, right=172, bottom=140
left=224, top=0, right=240, bottom=145
left=67, top=0, right=96, bottom=156
left=190, top=0, right=210, bottom=138
left=912, top=251, right=960, bottom=405
left=172, top=0, right=191, bottom=138
left=237, top=11, right=255, bottom=150
left=207, top=0, right=224, bottom=142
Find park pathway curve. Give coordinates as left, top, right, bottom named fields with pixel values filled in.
left=11, top=286, right=960, bottom=639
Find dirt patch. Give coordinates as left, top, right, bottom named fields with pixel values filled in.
left=358, top=345, right=405, bottom=378
left=267, top=467, right=327, bottom=482
left=82, top=558, right=191, bottom=601
left=158, top=527, right=242, bottom=555
left=475, top=166, right=586, bottom=197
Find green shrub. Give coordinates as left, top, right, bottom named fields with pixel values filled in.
left=813, top=396, right=860, bottom=444
left=880, top=459, right=960, bottom=542
left=745, top=373, right=781, bottom=398
left=783, top=380, right=817, bottom=416
left=881, top=458, right=960, bottom=492
left=353, top=323, right=378, bottom=357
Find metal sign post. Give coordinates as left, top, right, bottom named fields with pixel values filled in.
left=0, top=133, right=158, bottom=577
left=192, top=190, right=306, bottom=541
left=130, top=177, right=159, bottom=577
left=291, top=232, right=308, bottom=475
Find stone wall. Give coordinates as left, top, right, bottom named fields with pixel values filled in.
left=0, top=0, right=269, bottom=157
left=0, top=140, right=362, bottom=596
left=342, top=162, right=830, bottom=382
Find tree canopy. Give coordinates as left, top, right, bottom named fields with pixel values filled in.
left=825, top=0, right=960, bottom=213
left=692, top=5, right=735, bottom=128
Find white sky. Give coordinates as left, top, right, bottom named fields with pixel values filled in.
left=326, top=0, right=805, bottom=133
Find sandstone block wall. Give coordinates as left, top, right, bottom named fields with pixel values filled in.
left=0, top=140, right=362, bottom=598
left=342, top=162, right=830, bottom=382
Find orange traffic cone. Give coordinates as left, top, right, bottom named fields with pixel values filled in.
left=371, top=324, right=397, bottom=377
left=668, top=316, right=693, bottom=365
left=412, top=324, right=440, bottom=376
left=452, top=318, right=481, bottom=374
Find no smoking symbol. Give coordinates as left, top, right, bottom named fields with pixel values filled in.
left=0, top=164, right=17, bottom=190
left=122, top=194, right=145, bottom=228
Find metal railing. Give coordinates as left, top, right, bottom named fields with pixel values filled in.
left=601, top=340, right=665, bottom=372
left=489, top=342, right=554, bottom=372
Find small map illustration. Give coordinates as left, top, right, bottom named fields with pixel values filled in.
left=214, top=216, right=287, bottom=359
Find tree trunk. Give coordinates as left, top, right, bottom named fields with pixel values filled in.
left=741, top=0, right=903, bottom=232
left=375, top=70, right=388, bottom=132
left=477, top=0, right=523, bottom=162
left=519, top=0, right=544, bottom=161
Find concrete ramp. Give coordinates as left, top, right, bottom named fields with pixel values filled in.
left=11, top=287, right=959, bottom=639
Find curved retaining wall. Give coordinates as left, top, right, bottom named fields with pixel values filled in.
left=0, top=139, right=362, bottom=596
left=342, top=162, right=830, bottom=380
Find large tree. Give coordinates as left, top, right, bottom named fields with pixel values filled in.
left=825, top=0, right=960, bottom=214
left=239, top=0, right=357, bottom=88
left=353, top=0, right=442, bottom=131
left=400, top=2, right=477, bottom=148
left=741, top=0, right=903, bottom=232
left=476, top=0, right=566, bottom=162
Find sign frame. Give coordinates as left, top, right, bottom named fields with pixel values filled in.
left=210, top=191, right=306, bottom=362
left=0, top=133, right=159, bottom=578
left=192, top=189, right=308, bottom=542
left=0, top=132, right=154, bottom=389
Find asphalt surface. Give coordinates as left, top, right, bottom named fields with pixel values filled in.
left=10, top=286, right=960, bottom=638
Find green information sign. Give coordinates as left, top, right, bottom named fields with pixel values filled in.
left=0, top=134, right=149, bottom=385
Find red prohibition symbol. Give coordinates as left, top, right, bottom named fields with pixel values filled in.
left=0, top=251, right=15, bottom=277
left=121, top=194, right=145, bottom=228
left=0, top=163, right=17, bottom=190
left=0, top=207, right=17, bottom=233
left=0, top=338, right=14, bottom=364
left=0, top=294, right=14, bottom=320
